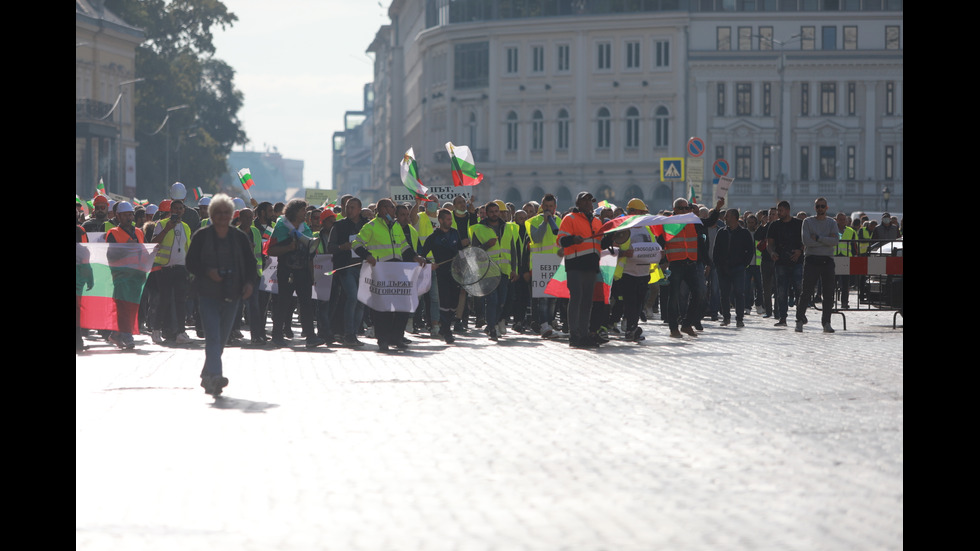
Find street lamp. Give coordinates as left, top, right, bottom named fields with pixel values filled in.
left=882, top=186, right=891, bottom=212
left=150, top=104, right=190, bottom=190
left=99, top=78, right=144, bottom=194
left=754, top=33, right=801, bottom=204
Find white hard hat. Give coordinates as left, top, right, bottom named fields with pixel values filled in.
left=232, top=197, right=247, bottom=210
left=145, top=204, right=159, bottom=216
left=116, top=201, right=134, bottom=213
left=198, top=196, right=211, bottom=207
left=170, top=182, right=187, bottom=200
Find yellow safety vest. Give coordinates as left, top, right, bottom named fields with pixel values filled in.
left=152, top=218, right=192, bottom=270
left=352, top=217, right=411, bottom=262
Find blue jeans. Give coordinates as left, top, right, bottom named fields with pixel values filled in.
left=774, top=263, right=803, bottom=321
left=484, top=275, right=509, bottom=330
left=199, top=295, right=241, bottom=378
left=316, top=299, right=331, bottom=340
left=744, top=265, right=763, bottom=309
left=534, top=297, right=556, bottom=327
left=334, top=268, right=365, bottom=339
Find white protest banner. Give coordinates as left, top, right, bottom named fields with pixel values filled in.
left=357, top=261, right=431, bottom=312
left=312, top=254, right=333, bottom=301
left=260, top=256, right=279, bottom=293
left=716, top=176, right=734, bottom=200
left=531, top=252, right=562, bottom=299
left=630, top=242, right=663, bottom=264
left=86, top=232, right=108, bottom=243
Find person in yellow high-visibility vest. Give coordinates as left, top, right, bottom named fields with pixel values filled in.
left=525, top=193, right=562, bottom=338
left=470, top=201, right=518, bottom=342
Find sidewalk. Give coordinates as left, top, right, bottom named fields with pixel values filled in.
left=76, top=307, right=903, bottom=550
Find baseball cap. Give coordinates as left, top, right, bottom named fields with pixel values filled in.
left=576, top=191, right=597, bottom=203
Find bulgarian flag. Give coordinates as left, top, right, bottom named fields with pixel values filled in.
left=399, top=148, right=434, bottom=201
left=688, top=185, right=699, bottom=204
left=598, top=200, right=615, bottom=210
left=94, top=178, right=106, bottom=198
left=596, top=212, right=702, bottom=235
left=238, top=168, right=255, bottom=191
left=446, top=142, right=483, bottom=187
left=193, top=186, right=204, bottom=201
left=76, top=242, right=156, bottom=334
left=544, top=249, right=619, bottom=304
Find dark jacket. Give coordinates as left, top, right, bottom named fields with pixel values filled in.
left=712, top=225, right=755, bottom=274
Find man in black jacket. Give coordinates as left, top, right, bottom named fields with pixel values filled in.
left=713, top=208, right=755, bottom=328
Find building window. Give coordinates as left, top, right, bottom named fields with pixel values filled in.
left=847, top=82, right=856, bottom=116
left=557, top=109, right=569, bottom=150
left=819, top=146, right=836, bottom=180
left=654, top=40, right=670, bottom=68
left=847, top=145, right=856, bottom=180
left=843, top=26, right=857, bottom=50
left=715, top=146, right=725, bottom=163
left=886, top=81, right=895, bottom=115
left=884, top=145, right=894, bottom=180
left=557, top=44, right=570, bottom=72
left=625, top=107, right=640, bottom=148
left=625, top=41, right=641, bottom=69
left=597, top=42, right=612, bottom=70
left=886, top=26, right=900, bottom=49
left=506, top=111, right=518, bottom=151
left=468, top=112, right=477, bottom=148
left=655, top=106, right=669, bottom=148
left=454, top=42, right=490, bottom=89
left=801, top=82, right=809, bottom=116
left=531, top=110, right=544, bottom=151
left=717, top=83, right=726, bottom=116
left=801, top=26, right=815, bottom=50
left=759, top=26, right=774, bottom=50
left=738, top=27, right=752, bottom=50
left=596, top=107, right=611, bottom=149
left=506, top=47, right=519, bottom=74
left=762, top=146, right=771, bottom=181
left=763, top=82, right=772, bottom=116
left=820, top=82, right=836, bottom=115
left=822, top=26, right=837, bottom=50
left=736, top=146, right=751, bottom=179
left=736, top=83, right=752, bottom=116
left=717, top=27, right=731, bottom=51
left=800, top=146, right=809, bottom=181
left=532, top=46, right=544, bottom=73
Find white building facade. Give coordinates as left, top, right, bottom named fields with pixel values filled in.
left=351, top=0, right=902, bottom=214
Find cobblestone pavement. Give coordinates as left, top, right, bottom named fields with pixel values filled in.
left=76, top=306, right=903, bottom=551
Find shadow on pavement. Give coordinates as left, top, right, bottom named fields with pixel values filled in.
left=209, top=396, right=280, bottom=413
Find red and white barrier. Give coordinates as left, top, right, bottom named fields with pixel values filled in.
left=834, top=256, right=903, bottom=276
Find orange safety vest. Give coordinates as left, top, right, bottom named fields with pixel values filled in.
left=107, top=225, right=145, bottom=244
left=664, top=224, right=698, bottom=262
left=557, top=212, right=602, bottom=260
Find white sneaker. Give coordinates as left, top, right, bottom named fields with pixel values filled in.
left=175, top=332, right=192, bottom=344
left=498, top=320, right=506, bottom=335
left=430, top=324, right=441, bottom=339
left=540, top=322, right=554, bottom=338
left=151, top=330, right=164, bottom=344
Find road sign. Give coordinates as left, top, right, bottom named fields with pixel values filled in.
left=687, top=157, right=704, bottom=186
left=712, top=158, right=729, bottom=177
left=687, top=137, right=705, bottom=157
left=660, top=158, right=685, bottom=181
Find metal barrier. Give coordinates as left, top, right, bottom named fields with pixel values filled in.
left=831, top=238, right=903, bottom=329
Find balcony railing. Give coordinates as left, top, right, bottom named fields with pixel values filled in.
left=76, top=100, right=114, bottom=122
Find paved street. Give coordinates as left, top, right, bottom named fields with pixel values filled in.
left=77, top=306, right=903, bottom=551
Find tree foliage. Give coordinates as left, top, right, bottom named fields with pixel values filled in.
left=106, top=0, right=247, bottom=200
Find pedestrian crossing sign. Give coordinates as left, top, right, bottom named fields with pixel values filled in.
left=660, top=158, right=684, bottom=181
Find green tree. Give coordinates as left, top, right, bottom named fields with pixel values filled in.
left=106, top=0, right=247, bottom=201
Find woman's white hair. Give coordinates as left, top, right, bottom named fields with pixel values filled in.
left=208, top=193, right=235, bottom=218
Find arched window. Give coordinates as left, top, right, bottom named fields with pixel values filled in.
left=625, top=106, right=640, bottom=148
left=655, top=106, right=669, bottom=149
left=531, top=110, right=544, bottom=151
left=596, top=107, right=610, bottom=149
left=556, top=108, right=569, bottom=150
left=506, top=111, right=518, bottom=151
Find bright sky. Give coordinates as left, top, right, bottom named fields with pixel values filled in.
left=212, top=1, right=389, bottom=190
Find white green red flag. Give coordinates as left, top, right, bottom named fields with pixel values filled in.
left=76, top=243, right=156, bottom=333
left=193, top=186, right=204, bottom=201
left=688, top=185, right=698, bottom=204
left=445, top=142, right=483, bottom=187
left=596, top=212, right=702, bottom=235
left=94, top=178, right=106, bottom=198
left=399, top=148, right=433, bottom=201
left=544, top=249, right=619, bottom=304
left=238, top=168, right=255, bottom=190
left=598, top=200, right=615, bottom=210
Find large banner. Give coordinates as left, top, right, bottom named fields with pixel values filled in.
left=531, top=253, right=562, bottom=299
left=259, top=256, right=279, bottom=293
left=357, top=261, right=432, bottom=312
left=76, top=243, right=156, bottom=333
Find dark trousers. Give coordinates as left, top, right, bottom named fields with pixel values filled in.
left=797, top=256, right=836, bottom=325
left=667, top=259, right=703, bottom=331
left=566, top=269, right=597, bottom=340
left=774, top=263, right=803, bottom=321
left=373, top=310, right=409, bottom=347
left=744, top=264, right=763, bottom=309
left=718, top=266, right=746, bottom=323
left=273, top=265, right=315, bottom=340
left=152, top=265, right=189, bottom=338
